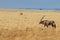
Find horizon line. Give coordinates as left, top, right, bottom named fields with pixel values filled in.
left=0, top=8, right=60, bottom=10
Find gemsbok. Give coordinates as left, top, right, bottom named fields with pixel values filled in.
left=39, top=16, right=56, bottom=28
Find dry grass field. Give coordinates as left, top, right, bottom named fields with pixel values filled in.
left=0, top=9, right=60, bottom=40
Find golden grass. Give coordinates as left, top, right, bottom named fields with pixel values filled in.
left=0, top=9, right=60, bottom=40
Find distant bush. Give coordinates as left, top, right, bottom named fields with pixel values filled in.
left=40, top=9, right=42, bottom=10
left=20, top=13, right=23, bottom=15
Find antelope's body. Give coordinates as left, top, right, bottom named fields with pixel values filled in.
left=39, top=16, right=56, bottom=28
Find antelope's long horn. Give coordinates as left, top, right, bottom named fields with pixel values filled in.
left=40, top=15, right=45, bottom=21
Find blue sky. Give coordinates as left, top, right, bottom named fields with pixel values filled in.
left=0, top=0, right=60, bottom=9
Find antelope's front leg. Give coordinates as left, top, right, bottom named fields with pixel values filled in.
left=44, top=25, right=45, bottom=27
left=46, top=25, right=48, bottom=28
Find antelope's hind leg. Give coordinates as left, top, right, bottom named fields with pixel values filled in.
left=52, top=23, right=56, bottom=28
left=52, top=25, right=56, bottom=28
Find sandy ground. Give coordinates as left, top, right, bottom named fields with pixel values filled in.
left=0, top=9, right=60, bottom=40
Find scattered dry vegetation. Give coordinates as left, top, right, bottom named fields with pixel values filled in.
left=0, top=9, right=60, bottom=40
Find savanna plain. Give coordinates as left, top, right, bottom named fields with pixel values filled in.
left=0, top=9, right=60, bottom=40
